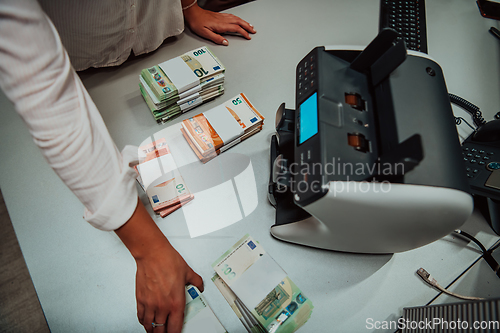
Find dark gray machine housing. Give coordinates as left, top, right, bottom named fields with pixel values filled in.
left=293, top=43, right=470, bottom=206
left=269, top=30, right=473, bottom=253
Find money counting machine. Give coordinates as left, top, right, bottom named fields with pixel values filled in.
left=267, top=29, right=474, bottom=253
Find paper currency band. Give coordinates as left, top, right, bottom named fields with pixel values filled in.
left=158, top=57, right=199, bottom=95
left=204, top=104, right=244, bottom=145
left=182, top=0, right=197, bottom=10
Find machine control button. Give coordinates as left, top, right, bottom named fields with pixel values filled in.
left=487, top=162, right=500, bottom=172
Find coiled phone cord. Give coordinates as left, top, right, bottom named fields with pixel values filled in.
left=449, top=93, right=486, bottom=127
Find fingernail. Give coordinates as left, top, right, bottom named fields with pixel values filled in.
left=222, top=39, right=228, bottom=46
left=249, top=23, right=253, bottom=27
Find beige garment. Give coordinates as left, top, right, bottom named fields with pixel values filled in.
left=39, top=0, right=185, bottom=71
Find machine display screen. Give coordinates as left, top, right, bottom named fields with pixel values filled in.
left=299, top=92, right=318, bottom=144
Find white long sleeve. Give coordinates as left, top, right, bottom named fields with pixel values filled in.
left=0, top=0, right=139, bottom=231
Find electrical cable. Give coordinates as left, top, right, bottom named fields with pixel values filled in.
left=455, top=229, right=487, bottom=252
left=416, top=232, right=500, bottom=303
left=490, top=239, right=500, bottom=252
left=416, top=268, right=484, bottom=301
left=449, top=93, right=486, bottom=127
left=454, top=229, right=500, bottom=278
left=455, top=116, right=476, bottom=131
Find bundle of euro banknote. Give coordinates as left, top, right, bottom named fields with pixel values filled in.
left=212, top=235, right=313, bottom=333
left=181, top=93, right=264, bottom=163
left=182, top=285, right=227, bottom=333
left=139, top=46, right=225, bottom=123
left=135, top=138, right=194, bottom=217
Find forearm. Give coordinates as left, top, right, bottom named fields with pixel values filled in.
left=181, top=0, right=203, bottom=25
left=181, top=0, right=198, bottom=11
left=114, top=199, right=172, bottom=260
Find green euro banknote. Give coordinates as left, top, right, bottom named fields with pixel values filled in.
left=212, top=274, right=265, bottom=333
left=139, top=73, right=225, bottom=111
left=252, top=276, right=313, bottom=333
left=141, top=65, right=177, bottom=102
left=140, top=46, right=225, bottom=102
left=183, top=285, right=227, bottom=333
left=154, top=85, right=225, bottom=124
left=156, top=84, right=225, bottom=118
left=212, top=234, right=266, bottom=282
left=212, top=235, right=313, bottom=333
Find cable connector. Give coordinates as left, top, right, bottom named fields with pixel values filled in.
left=416, top=267, right=484, bottom=301
left=417, top=268, right=437, bottom=287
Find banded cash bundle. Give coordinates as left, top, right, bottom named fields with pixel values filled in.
left=181, top=93, right=264, bottom=163
left=135, top=139, right=193, bottom=217
left=212, top=235, right=313, bottom=333
left=140, top=46, right=225, bottom=123
left=182, top=285, right=227, bottom=333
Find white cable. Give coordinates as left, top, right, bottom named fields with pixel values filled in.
left=417, top=268, right=484, bottom=301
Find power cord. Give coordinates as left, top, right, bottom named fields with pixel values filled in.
left=454, top=229, right=500, bottom=278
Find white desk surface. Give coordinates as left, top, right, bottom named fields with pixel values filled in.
left=1, top=0, right=500, bottom=332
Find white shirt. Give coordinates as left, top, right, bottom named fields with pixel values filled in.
left=0, top=0, right=183, bottom=230
left=38, top=0, right=185, bottom=71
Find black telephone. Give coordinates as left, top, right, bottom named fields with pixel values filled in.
left=461, top=119, right=500, bottom=235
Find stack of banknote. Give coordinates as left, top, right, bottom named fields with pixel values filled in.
left=181, top=93, right=264, bottom=163
left=139, top=46, right=226, bottom=123
left=182, top=285, right=227, bottom=333
left=212, top=235, right=314, bottom=333
left=135, top=138, right=194, bottom=217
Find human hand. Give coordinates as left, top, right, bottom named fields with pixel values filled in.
left=135, top=240, right=204, bottom=333
left=183, top=4, right=256, bottom=46
left=115, top=199, right=204, bottom=333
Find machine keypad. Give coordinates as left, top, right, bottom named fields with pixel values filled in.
left=297, top=53, right=317, bottom=101
left=462, top=146, right=496, bottom=179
